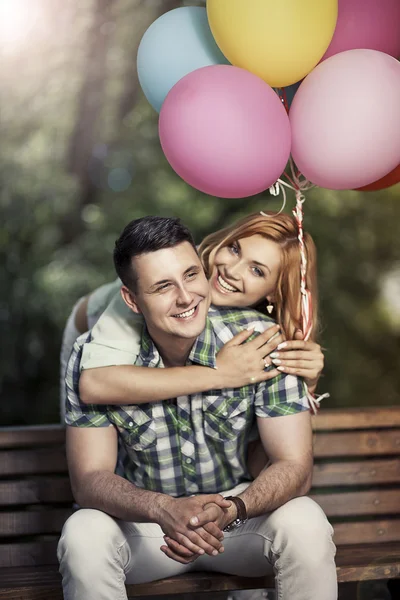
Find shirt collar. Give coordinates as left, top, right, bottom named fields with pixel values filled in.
left=138, top=316, right=218, bottom=369
left=188, top=316, right=217, bottom=368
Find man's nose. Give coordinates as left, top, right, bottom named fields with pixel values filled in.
left=176, top=284, right=192, bottom=305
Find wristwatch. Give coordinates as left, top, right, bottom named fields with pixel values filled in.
left=223, top=496, right=248, bottom=532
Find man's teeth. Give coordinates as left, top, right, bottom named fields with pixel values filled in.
left=174, top=307, right=196, bottom=319
left=218, top=275, right=238, bottom=292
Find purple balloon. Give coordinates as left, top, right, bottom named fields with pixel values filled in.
left=322, top=0, right=400, bottom=61
left=290, top=50, right=400, bottom=190
left=159, top=65, right=291, bottom=198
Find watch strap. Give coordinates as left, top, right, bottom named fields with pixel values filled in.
left=225, top=496, right=247, bottom=522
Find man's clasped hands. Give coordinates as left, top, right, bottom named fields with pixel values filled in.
left=157, top=494, right=235, bottom=564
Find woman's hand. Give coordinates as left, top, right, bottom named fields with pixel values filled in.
left=215, top=325, right=283, bottom=389
left=268, top=330, right=324, bottom=392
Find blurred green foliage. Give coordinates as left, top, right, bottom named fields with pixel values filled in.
left=0, top=0, right=399, bottom=425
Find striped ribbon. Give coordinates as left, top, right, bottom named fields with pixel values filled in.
left=262, top=160, right=330, bottom=413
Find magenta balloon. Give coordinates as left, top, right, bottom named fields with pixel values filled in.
left=290, top=50, right=400, bottom=190
left=322, top=0, right=400, bottom=61
left=159, top=65, right=291, bottom=198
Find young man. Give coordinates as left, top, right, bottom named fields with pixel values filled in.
left=58, top=216, right=337, bottom=600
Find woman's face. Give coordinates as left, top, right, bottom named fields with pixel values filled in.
left=209, top=234, right=282, bottom=308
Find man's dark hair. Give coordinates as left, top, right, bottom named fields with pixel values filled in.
left=113, top=216, right=197, bottom=292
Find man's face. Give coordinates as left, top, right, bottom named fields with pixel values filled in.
left=127, top=242, right=210, bottom=344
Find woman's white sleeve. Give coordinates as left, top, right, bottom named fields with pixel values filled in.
left=80, top=291, right=143, bottom=370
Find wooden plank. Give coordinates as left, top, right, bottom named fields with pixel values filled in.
left=0, top=508, right=73, bottom=537
left=1, top=545, right=399, bottom=598
left=334, top=519, right=400, bottom=546
left=126, top=572, right=274, bottom=596
left=311, top=489, right=400, bottom=517
left=335, top=542, right=400, bottom=583
left=0, top=540, right=59, bottom=568
left=0, top=449, right=68, bottom=477
left=313, top=430, right=400, bottom=457
left=312, top=407, right=400, bottom=431
left=0, top=427, right=65, bottom=449
left=0, top=478, right=73, bottom=506
left=312, top=458, right=400, bottom=487
left=0, top=566, right=63, bottom=600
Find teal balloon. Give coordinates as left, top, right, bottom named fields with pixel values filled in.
left=137, top=7, right=229, bottom=113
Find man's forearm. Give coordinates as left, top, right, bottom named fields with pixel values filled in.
left=74, top=469, right=165, bottom=523
left=239, top=456, right=313, bottom=519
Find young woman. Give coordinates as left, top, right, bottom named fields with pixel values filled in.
left=60, top=211, right=324, bottom=416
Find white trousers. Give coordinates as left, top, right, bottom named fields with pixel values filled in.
left=58, top=495, right=337, bottom=600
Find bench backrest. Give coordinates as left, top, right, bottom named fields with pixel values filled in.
left=1, top=406, right=400, bottom=568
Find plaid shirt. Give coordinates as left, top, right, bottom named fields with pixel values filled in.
left=65, top=306, right=308, bottom=497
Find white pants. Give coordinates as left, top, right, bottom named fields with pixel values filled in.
left=58, top=495, right=337, bottom=600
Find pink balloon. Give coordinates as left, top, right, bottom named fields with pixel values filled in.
left=322, top=0, right=400, bottom=61
left=159, top=65, right=291, bottom=198
left=290, top=50, right=400, bottom=190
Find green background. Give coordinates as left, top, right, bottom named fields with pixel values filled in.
left=1, top=0, right=399, bottom=425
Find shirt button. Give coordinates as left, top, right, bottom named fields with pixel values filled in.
left=181, top=426, right=188, bottom=432
left=128, top=421, right=133, bottom=427
left=185, top=458, right=192, bottom=464
left=223, top=411, right=228, bottom=417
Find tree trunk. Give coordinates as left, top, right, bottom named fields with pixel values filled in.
left=67, top=0, right=114, bottom=206
left=117, top=0, right=182, bottom=124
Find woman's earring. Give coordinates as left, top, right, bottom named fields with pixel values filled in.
left=266, top=301, right=274, bottom=314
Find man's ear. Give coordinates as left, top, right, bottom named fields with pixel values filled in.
left=120, top=286, right=141, bottom=314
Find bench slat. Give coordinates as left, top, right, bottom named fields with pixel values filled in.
left=0, top=541, right=59, bottom=568
left=312, top=489, right=400, bottom=517
left=313, top=430, right=400, bottom=457
left=0, top=478, right=73, bottom=506
left=0, top=449, right=67, bottom=477
left=0, top=543, right=399, bottom=599
left=312, top=458, right=400, bottom=486
left=334, top=519, right=400, bottom=545
left=312, top=407, right=400, bottom=431
left=0, top=427, right=65, bottom=450
left=0, top=509, right=73, bottom=537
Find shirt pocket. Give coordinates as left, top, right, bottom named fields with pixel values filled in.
left=202, top=390, right=251, bottom=442
left=115, top=406, right=157, bottom=451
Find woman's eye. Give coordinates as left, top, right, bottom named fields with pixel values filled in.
left=229, top=243, right=239, bottom=255
left=252, top=266, right=264, bottom=278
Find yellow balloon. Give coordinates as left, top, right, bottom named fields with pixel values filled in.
left=207, top=0, right=338, bottom=88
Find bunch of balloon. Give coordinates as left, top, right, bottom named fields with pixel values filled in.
left=289, top=0, right=400, bottom=190
left=136, top=2, right=337, bottom=198
left=137, top=0, right=400, bottom=196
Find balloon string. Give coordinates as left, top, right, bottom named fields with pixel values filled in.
left=261, top=159, right=314, bottom=341
left=275, top=87, right=290, bottom=114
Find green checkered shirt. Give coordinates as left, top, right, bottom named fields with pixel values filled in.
left=65, top=306, right=308, bottom=497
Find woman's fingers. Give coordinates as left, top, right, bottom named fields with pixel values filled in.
left=224, top=327, right=255, bottom=347
left=271, top=350, right=321, bottom=362
left=258, top=368, right=281, bottom=381
left=276, top=340, right=321, bottom=351
left=245, top=325, right=281, bottom=350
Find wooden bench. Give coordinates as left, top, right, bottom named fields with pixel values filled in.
left=1, top=407, right=400, bottom=599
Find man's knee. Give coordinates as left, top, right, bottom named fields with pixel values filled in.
left=58, top=508, right=127, bottom=575
left=263, top=497, right=335, bottom=565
